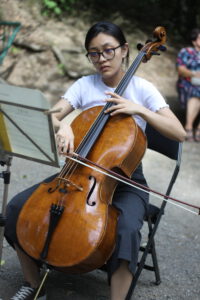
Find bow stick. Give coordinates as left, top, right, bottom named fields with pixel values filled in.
left=63, top=152, right=200, bottom=215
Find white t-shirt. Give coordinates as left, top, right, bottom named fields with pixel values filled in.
left=62, top=73, right=168, bottom=132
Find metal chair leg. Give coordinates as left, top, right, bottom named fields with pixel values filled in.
left=150, top=239, right=161, bottom=285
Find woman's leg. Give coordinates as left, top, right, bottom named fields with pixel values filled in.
left=15, top=244, right=41, bottom=288
left=185, top=97, right=200, bottom=130
left=107, top=176, right=148, bottom=300
left=4, top=174, right=57, bottom=292
left=110, top=260, right=132, bottom=300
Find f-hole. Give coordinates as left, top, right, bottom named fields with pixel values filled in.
left=87, top=175, right=96, bottom=206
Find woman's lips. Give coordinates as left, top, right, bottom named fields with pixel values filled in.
left=100, top=65, right=110, bottom=72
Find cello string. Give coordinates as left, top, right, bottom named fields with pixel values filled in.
left=115, top=52, right=145, bottom=95
left=62, top=158, right=79, bottom=182
left=49, top=156, right=77, bottom=192
left=58, top=158, right=77, bottom=186
left=64, top=154, right=199, bottom=216
left=58, top=150, right=85, bottom=188
left=59, top=157, right=75, bottom=177
left=57, top=107, right=109, bottom=181
left=58, top=141, right=81, bottom=179
left=54, top=159, right=71, bottom=180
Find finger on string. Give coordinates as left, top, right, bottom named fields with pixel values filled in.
left=110, top=109, right=124, bottom=116
left=105, top=91, right=120, bottom=98
left=104, top=103, right=124, bottom=114
left=104, top=105, right=117, bottom=113
left=105, top=97, right=121, bottom=104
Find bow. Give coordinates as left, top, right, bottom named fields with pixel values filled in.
left=61, top=152, right=200, bottom=215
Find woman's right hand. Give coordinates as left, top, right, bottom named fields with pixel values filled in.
left=56, top=124, right=74, bottom=155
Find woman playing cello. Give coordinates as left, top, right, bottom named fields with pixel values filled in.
left=5, top=21, right=186, bottom=300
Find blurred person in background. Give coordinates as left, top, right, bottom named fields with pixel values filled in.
left=176, top=28, right=200, bottom=142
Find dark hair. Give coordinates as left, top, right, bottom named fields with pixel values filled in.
left=190, top=28, right=200, bottom=42
left=85, top=21, right=129, bottom=66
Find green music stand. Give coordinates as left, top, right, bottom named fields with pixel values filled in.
left=0, top=21, right=21, bottom=65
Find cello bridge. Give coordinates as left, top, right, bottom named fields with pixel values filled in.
left=57, top=177, right=83, bottom=191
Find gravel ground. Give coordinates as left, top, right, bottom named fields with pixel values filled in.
left=0, top=141, right=200, bottom=300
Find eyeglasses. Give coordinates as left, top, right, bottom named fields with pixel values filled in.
left=86, top=45, right=122, bottom=63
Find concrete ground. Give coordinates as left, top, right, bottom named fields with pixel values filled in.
left=0, top=139, right=200, bottom=300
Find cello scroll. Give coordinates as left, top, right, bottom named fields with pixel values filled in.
left=137, top=26, right=167, bottom=62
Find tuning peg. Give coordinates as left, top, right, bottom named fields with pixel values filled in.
left=137, top=43, right=143, bottom=50
left=151, top=51, right=160, bottom=56
left=157, top=45, right=167, bottom=51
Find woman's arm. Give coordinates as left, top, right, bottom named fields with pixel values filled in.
left=177, top=65, right=200, bottom=78
left=50, top=98, right=75, bottom=153
left=51, top=98, right=74, bottom=129
left=138, top=106, right=186, bottom=142
left=104, top=92, right=186, bottom=142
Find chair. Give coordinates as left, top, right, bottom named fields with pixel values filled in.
left=0, top=21, right=21, bottom=65
left=125, top=123, right=182, bottom=300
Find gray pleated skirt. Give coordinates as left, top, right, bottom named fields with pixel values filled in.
left=5, top=164, right=149, bottom=279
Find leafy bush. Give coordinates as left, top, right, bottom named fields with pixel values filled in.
left=41, top=0, right=78, bottom=16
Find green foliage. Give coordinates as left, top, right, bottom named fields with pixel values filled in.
left=57, top=63, right=65, bottom=75
left=10, top=46, right=21, bottom=55
left=41, top=0, right=77, bottom=16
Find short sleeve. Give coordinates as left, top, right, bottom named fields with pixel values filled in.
left=176, top=48, right=189, bottom=67
left=140, top=79, right=169, bottom=112
left=62, top=79, right=82, bottom=109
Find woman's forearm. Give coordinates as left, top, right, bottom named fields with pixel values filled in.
left=139, top=107, right=186, bottom=142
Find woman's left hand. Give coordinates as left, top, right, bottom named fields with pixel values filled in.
left=104, top=91, right=141, bottom=116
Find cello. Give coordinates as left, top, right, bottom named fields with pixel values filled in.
left=16, top=26, right=167, bottom=273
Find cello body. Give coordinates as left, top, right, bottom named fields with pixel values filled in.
left=17, top=106, right=146, bottom=273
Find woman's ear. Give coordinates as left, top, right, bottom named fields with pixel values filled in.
left=122, top=43, right=129, bottom=58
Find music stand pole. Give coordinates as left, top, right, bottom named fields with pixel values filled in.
left=0, top=152, right=12, bottom=269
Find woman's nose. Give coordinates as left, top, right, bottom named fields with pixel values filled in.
left=99, top=53, right=107, bottom=62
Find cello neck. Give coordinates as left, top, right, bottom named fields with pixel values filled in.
left=115, top=51, right=146, bottom=95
